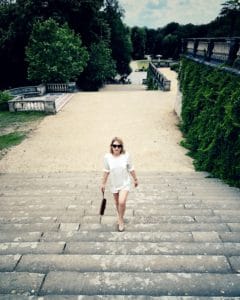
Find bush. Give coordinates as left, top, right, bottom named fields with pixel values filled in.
left=179, top=57, right=240, bottom=187
left=146, top=68, right=158, bottom=90
left=0, top=91, right=12, bottom=111
left=170, top=63, right=180, bottom=73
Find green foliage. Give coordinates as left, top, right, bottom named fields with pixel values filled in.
left=78, top=41, right=116, bottom=91
left=25, top=18, right=89, bottom=83
left=0, top=111, right=44, bottom=131
left=0, top=90, right=12, bottom=104
left=170, top=63, right=180, bottom=72
left=179, top=57, right=240, bottom=187
left=0, top=111, right=44, bottom=154
left=0, top=132, right=26, bottom=150
left=161, top=34, right=179, bottom=59
left=104, top=0, right=132, bottom=76
left=146, top=68, right=158, bottom=90
left=0, top=90, right=12, bottom=111
left=131, top=27, right=146, bottom=60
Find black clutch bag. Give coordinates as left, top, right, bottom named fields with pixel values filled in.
left=100, top=192, right=107, bottom=215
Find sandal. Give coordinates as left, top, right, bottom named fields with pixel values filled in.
left=118, top=223, right=125, bottom=232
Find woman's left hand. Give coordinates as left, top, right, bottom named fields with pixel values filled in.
left=134, top=179, right=138, bottom=187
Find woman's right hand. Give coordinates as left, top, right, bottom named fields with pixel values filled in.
left=101, top=184, right=105, bottom=194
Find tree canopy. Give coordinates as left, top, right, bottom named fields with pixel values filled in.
left=1, top=0, right=240, bottom=90
left=26, top=18, right=89, bottom=83
left=0, top=0, right=130, bottom=90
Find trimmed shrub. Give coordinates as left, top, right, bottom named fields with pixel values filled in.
left=179, top=57, right=240, bottom=187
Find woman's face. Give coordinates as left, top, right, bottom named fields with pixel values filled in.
left=111, top=141, right=122, bottom=155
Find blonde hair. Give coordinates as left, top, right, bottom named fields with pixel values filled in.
left=110, top=137, right=126, bottom=154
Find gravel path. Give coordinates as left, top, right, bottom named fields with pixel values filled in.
left=0, top=67, right=194, bottom=173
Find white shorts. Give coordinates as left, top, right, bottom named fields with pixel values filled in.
left=111, top=185, right=130, bottom=194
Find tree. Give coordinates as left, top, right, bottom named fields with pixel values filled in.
left=0, top=0, right=108, bottom=88
left=161, top=34, right=179, bottom=59
left=145, top=28, right=157, bottom=56
left=131, top=27, right=146, bottom=59
left=78, top=40, right=116, bottom=90
left=25, top=18, right=89, bottom=83
left=104, top=0, right=132, bottom=76
left=220, top=0, right=240, bottom=36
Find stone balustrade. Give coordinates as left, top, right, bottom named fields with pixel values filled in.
left=46, top=82, right=76, bottom=93
left=8, top=96, right=56, bottom=113
left=148, top=62, right=171, bottom=91
left=7, top=82, right=75, bottom=113
left=182, top=37, right=240, bottom=67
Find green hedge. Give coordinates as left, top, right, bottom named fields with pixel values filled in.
left=146, top=68, right=158, bottom=90
left=179, top=57, right=240, bottom=187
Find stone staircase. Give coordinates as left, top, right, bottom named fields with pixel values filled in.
left=0, top=171, right=240, bottom=299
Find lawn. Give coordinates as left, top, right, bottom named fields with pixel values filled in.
left=136, top=60, right=149, bottom=71
left=0, top=111, right=45, bottom=156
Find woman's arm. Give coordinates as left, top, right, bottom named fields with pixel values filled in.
left=130, top=170, right=138, bottom=187
left=101, top=171, right=109, bottom=193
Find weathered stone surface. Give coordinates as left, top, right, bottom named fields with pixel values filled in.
left=0, top=223, right=59, bottom=232
left=194, top=216, right=222, bottom=223
left=227, top=224, right=240, bottom=232
left=16, top=254, right=231, bottom=273
left=0, top=216, right=57, bottom=224
left=0, top=255, right=21, bottom=271
left=1, top=171, right=240, bottom=297
left=41, top=231, right=194, bottom=243
left=229, top=256, right=240, bottom=273
left=0, top=242, right=65, bottom=255
left=80, top=223, right=229, bottom=232
left=219, top=233, right=240, bottom=242
left=0, top=232, right=42, bottom=242
left=40, top=272, right=240, bottom=296
left=0, top=272, right=44, bottom=295
left=59, top=223, right=80, bottom=231
left=192, top=232, right=221, bottom=242
left=133, top=209, right=214, bottom=216
left=64, top=242, right=240, bottom=256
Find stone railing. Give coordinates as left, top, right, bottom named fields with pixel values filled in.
left=46, top=82, right=76, bottom=93
left=7, top=82, right=76, bottom=113
left=148, top=62, right=171, bottom=91
left=8, top=96, right=56, bottom=113
left=182, top=37, right=240, bottom=67
left=8, top=84, right=46, bottom=98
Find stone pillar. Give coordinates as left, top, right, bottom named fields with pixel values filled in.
left=227, top=38, right=240, bottom=66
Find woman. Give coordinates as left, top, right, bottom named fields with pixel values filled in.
left=101, top=137, right=138, bottom=232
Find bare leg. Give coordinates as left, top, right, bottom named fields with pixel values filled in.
left=113, top=193, right=119, bottom=214
left=118, top=190, right=129, bottom=225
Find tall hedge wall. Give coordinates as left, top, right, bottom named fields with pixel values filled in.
left=179, top=57, right=240, bottom=187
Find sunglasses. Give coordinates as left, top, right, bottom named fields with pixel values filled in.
left=112, top=144, right=122, bottom=148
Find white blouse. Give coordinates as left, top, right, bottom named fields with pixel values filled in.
left=103, top=152, right=134, bottom=193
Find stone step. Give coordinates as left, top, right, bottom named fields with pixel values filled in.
left=34, top=272, right=240, bottom=296
left=2, top=230, right=239, bottom=243
left=64, top=241, right=240, bottom=256
left=1, top=241, right=240, bottom=256
left=1, top=296, right=240, bottom=300
left=14, top=254, right=232, bottom=273
left=1, top=271, right=240, bottom=296
left=0, top=218, right=237, bottom=232
left=79, top=222, right=230, bottom=232
left=8, top=296, right=240, bottom=300
left=1, top=230, right=239, bottom=244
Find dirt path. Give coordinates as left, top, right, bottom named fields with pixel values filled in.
left=0, top=68, right=194, bottom=173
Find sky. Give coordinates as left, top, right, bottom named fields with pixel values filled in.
left=118, top=0, right=224, bottom=29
